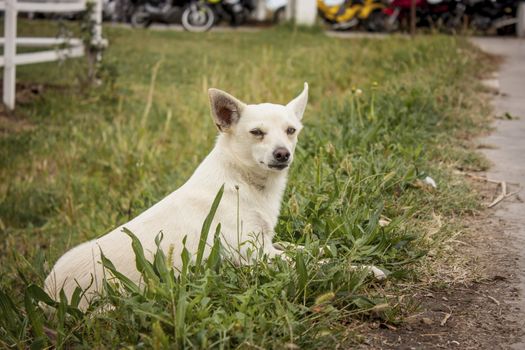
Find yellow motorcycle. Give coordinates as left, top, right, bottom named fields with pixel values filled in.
left=317, top=0, right=387, bottom=31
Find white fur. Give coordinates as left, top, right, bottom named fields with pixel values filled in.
left=45, top=83, right=309, bottom=309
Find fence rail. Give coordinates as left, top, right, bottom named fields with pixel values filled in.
left=1, top=0, right=103, bottom=110
left=0, top=1, right=87, bottom=12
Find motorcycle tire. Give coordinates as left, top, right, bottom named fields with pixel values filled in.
left=130, top=7, right=152, bottom=28
left=365, top=10, right=387, bottom=32
left=181, top=2, right=216, bottom=32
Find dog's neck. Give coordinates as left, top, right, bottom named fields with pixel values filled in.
left=226, top=160, right=271, bottom=192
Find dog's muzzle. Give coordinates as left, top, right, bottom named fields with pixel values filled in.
left=269, top=147, right=291, bottom=170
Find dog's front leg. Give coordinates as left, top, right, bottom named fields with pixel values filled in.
left=257, top=234, right=288, bottom=260
left=263, top=244, right=287, bottom=259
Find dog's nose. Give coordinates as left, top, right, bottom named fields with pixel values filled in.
left=273, top=147, right=290, bottom=163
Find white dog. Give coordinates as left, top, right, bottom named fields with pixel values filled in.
left=45, top=83, right=309, bottom=309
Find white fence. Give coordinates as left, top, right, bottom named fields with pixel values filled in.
left=1, top=0, right=104, bottom=110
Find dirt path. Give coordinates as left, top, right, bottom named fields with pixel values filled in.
left=471, top=37, right=525, bottom=349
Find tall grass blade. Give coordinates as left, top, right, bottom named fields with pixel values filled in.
left=295, top=252, right=308, bottom=301
left=206, top=223, right=222, bottom=272
left=24, top=289, right=46, bottom=344
left=122, top=227, right=159, bottom=283
left=100, top=252, right=141, bottom=294
left=196, top=185, right=224, bottom=271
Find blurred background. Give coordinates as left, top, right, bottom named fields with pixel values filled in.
left=8, top=0, right=525, bottom=35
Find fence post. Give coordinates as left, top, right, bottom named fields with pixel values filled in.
left=254, top=0, right=266, bottom=21
left=3, top=0, right=18, bottom=111
left=285, top=0, right=295, bottom=21
left=410, top=0, right=416, bottom=36
left=294, top=0, right=317, bottom=25
left=90, top=0, right=103, bottom=61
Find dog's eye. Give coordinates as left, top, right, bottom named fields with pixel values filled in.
left=250, top=128, right=264, bottom=137
left=286, top=127, right=296, bottom=135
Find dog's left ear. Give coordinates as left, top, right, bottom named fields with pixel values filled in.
left=286, top=82, right=308, bottom=121
left=208, top=88, right=246, bottom=132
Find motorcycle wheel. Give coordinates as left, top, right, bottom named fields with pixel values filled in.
left=181, top=3, right=216, bottom=32
left=365, top=10, right=388, bottom=32
left=229, top=11, right=243, bottom=26
left=130, top=7, right=152, bottom=27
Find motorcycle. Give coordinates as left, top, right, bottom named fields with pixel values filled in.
left=130, top=0, right=188, bottom=27
left=382, top=0, right=465, bottom=32
left=114, top=0, right=147, bottom=22
left=465, top=0, right=521, bottom=35
left=181, top=0, right=256, bottom=31
left=180, top=0, right=217, bottom=31
left=317, top=0, right=387, bottom=31
left=103, top=0, right=119, bottom=21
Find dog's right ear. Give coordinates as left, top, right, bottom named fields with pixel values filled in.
left=208, top=89, right=246, bottom=132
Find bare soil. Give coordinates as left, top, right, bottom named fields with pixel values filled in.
left=357, top=180, right=524, bottom=349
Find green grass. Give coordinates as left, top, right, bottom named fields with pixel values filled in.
left=0, top=22, right=492, bottom=348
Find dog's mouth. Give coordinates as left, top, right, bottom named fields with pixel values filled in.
left=268, top=163, right=289, bottom=170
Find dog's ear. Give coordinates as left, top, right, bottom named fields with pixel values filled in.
left=286, top=82, right=308, bottom=120
left=208, top=88, right=246, bottom=132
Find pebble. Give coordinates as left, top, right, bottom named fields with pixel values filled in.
left=421, top=317, right=434, bottom=325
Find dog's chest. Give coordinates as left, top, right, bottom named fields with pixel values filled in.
left=236, top=188, right=280, bottom=235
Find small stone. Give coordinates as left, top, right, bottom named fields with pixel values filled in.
left=421, top=317, right=433, bottom=325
